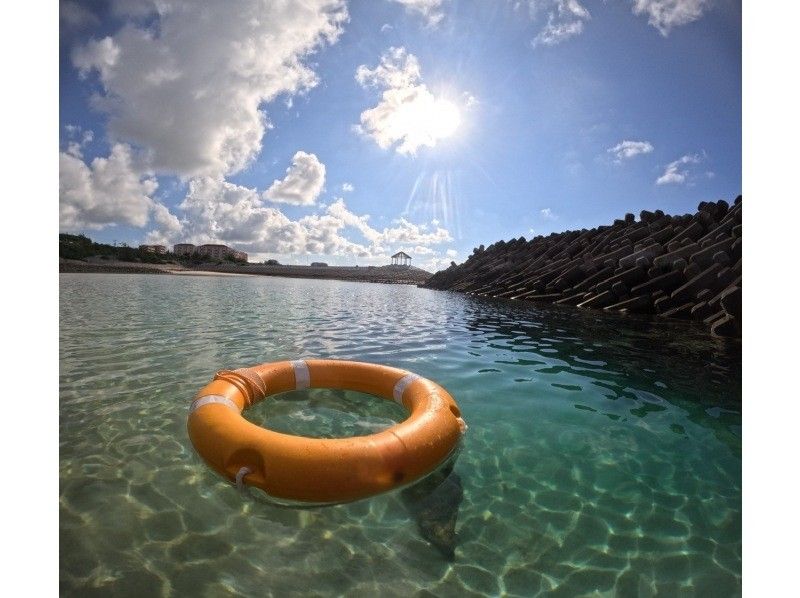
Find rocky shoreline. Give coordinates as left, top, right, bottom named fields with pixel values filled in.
left=59, top=260, right=171, bottom=275
left=423, top=196, right=742, bottom=337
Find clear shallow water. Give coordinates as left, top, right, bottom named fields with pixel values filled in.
left=60, top=274, right=741, bottom=597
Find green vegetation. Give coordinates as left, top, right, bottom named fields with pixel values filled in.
left=59, top=233, right=171, bottom=263
left=59, top=233, right=248, bottom=265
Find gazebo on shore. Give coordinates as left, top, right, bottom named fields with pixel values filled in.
left=390, top=251, right=412, bottom=266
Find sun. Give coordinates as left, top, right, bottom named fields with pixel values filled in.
left=396, top=95, right=462, bottom=151
left=427, top=99, right=462, bottom=140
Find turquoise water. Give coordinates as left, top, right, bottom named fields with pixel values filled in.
left=60, top=273, right=741, bottom=596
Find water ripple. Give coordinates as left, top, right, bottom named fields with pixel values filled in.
left=60, top=274, right=740, bottom=596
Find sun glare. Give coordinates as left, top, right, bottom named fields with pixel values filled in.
left=392, top=95, right=462, bottom=153
left=428, top=99, right=461, bottom=139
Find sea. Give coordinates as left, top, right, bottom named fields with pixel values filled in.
left=60, top=273, right=741, bottom=597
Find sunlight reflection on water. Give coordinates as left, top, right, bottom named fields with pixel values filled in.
left=60, top=273, right=740, bottom=596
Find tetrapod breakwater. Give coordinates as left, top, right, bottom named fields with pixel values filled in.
left=423, top=196, right=742, bottom=337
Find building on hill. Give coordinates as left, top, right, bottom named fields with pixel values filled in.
left=196, top=244, right=231, bottom=260
left=139, top=244, right=167, bottom=254
left=391, top=251, right=412, bottom=266
left=173, top=243, right=196, bottom=256
left=172, top=242, right=247, bottom=261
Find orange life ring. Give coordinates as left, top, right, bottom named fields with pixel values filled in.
left=187, top=359, right=467, bottom=504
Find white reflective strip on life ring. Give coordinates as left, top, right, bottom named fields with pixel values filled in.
left=291, top=360, right=310, bottom=390
left=190, top=394, right=240, bottom=414
left=392, top=373, right=420, bottom=405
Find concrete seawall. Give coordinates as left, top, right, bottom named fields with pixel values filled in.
left=61, top=259, right=433, bottom=286
left=423, top=196, right=742, bottom=337
left=191, top=264, right=433, bottom=285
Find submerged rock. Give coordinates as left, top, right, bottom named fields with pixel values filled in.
left=400, top=467, right=464, bottom=561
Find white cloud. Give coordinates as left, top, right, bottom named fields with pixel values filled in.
left=179, top=177, right=307, bottom=250
left=145, top=202, right=184, bottom=245
left=159, top=180, right=451, bottom=259
left=656, top=153, right=703, bottom=185
left=608, top=140, right=654, bottom=162
left=70, top=0, right=348, bottom=178
left=59, top=144, right=160, bottom=230
left=265, top=151, right=326, bottom=206
left=323, top=198, right=382, bottom=245
left=530, top=0, right=591, bottom=47
left=355, top=47, right=468, bottom=155
left=419, top=256, right=456, bottom=272
left=540, top=208, right=557, bottom=220
left=526, top=0, right=707, bottom=44
left=380, top=217, right=452, bottom=246
left=63, top=125, right=94, bottom=159
left=389, top=0, right=446, bottom=27
left=356, top=47, right=422, bottom=89
left=341, top=182, right=355, bottom=192
left=631, top=0, right=711, bottom=36
left=534, top=18, right=584, bottom=47
left=72, top=37, right=119, bottom=80
left=325, top=199, right=452, bottom=249
left=65, top=143, right=83, bottom=159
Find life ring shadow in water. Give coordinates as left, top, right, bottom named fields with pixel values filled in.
left=400, top=462, right=464, bottom=561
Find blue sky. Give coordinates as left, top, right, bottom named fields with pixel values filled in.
left=59, top=0, right=741, bottom=269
